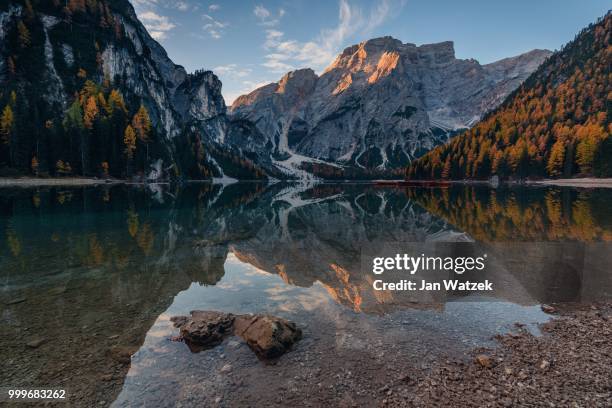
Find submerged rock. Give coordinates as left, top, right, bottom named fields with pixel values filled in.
left=234, top=314, right=303, bottom=359
left=171, top=311, right=302, bottom=359
left=171, top=311, right=235, bottom=352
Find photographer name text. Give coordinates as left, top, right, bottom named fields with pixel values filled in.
left=371, top=253, right=494, bottom=292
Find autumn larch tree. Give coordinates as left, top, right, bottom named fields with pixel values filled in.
left=1, top=105, right=15, bottom=166
left=132, top=105, right=152, bottom=161
left=123, top=124, right=136, bottom=176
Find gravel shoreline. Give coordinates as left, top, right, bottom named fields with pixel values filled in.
left=383, top=303, right=612, bottom=407
left=3, top=299, right=610, bottom=406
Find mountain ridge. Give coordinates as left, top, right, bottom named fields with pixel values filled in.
left=229, top=36, right=551, bottom=178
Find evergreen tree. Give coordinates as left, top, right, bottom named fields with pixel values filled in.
left=63, top=99, right=85, bottom=174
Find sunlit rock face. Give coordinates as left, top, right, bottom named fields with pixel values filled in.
left=230, top=37, right=552, bottom=171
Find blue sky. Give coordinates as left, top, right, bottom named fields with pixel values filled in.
left=131, top=1, right=610, bottom=105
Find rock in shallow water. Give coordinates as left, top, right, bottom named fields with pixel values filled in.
left=171, top=311, right=301, bottom=359
left=171, top=311, right=235, bottom=352
left=234, top=314, right=302, bottom=359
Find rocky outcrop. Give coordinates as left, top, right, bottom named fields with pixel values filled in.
left=171, top=311, right=302, bottom=359
left=230, top=37, right=551, bottom=173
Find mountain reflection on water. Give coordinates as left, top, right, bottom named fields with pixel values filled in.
left=1, top=182, right=611, bottom=406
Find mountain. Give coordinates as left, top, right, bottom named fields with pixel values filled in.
left=230, top=37, right=551, bottom=177
left=0, top=0, right=267, bottom=180
left=406, top=12, right=611, bottom=180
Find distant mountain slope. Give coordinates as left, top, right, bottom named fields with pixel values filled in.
left=0, top=0, right=267, bottom=180
left=230, top=37, right=551, bottom=177
left=406, top=12, right=611, bottom=180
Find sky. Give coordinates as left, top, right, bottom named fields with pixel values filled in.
left=131, top=1, right=610, bottom=105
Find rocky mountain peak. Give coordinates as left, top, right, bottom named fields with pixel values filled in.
left=277, top=68, right=318, bottom=95
left=355, top=36, right=404, bottom=61
left=326, top=38, right=458, bottom=75
left=326, top=36, right=404, bottom=74
left=229, top=36, right=551, bottom=175
left=231, top=68, right=318, bottom=112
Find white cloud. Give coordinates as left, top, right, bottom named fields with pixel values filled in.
left=202, top=14, right=228, bottom=39
left=263, top=29, right=284, bottom=48
left=175, top=1, right=189, bottom=11
left=209, top=4, right=221, bottom=12
left=254, top=5, right=271, bottom=20
left=254, top=4, right=285, bottom=27
left=262, top=59, right=294, bottom=73
left=138, top=11, right=176, bottom=40
left=259, top=0, right=402, bottom=74
left=132, top=0, right=159, bottom=7
left=364, top=0, right=396, bottom=32
left=214, top=64, right=252, bottom=78
left=133, top=0, right=192, bottom=12
left=131, top=0, right=183, bottom=40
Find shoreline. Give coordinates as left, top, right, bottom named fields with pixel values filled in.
left=1, top=177, right=612, bottom=188
left=0, top=177, right=124, bottom=187
left=527, top=178, right=612, bottom=188
left=383, top=302, right=612, bottom=406
left=394, top=178, right=612, bottom=188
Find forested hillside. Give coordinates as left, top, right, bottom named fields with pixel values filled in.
left=0, top=0, right=166, bottom=177
left=406, top=12, right=611, bottom=180
left=0, top=0, right=268, bottom=180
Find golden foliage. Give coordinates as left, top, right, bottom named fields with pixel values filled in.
left=408, top=13, right=611, bottom=180
left=123, top=125, right=136, bottom=159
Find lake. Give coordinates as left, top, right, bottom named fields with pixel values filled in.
left=1, top=182, right=611, bottom=406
